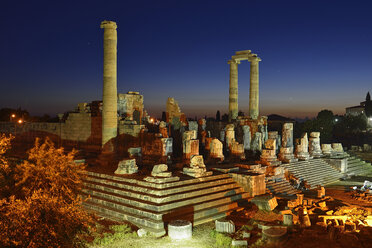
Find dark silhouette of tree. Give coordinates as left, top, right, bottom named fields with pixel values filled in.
left=238, top=110, right=244, bottom=116
left=161, top=111, right=166, bottom=122
left=216, top=110, right=221, bottom=121
left=221, top=113, right=229, bottom=122
left=317, top=109, right=334, bottom=122
left=365, top=92, right=372, bottom=117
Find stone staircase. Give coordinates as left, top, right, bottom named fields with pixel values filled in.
left=284, top=159, right=343, bottom=189
left=345, top=156, right=372, bottom=176
left=81, top=171, right=250, bottom=236
left=266, top=177, right=299, bottom=198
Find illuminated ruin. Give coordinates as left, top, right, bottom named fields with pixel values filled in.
left=1, top=20, right=372, bottom=247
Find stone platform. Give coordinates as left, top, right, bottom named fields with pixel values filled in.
left=81, top=171, right=250, bottom=236
left=285, top=158, right=343, bottom=189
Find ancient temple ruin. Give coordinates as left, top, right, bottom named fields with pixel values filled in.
left=2, top=20, right=372, bottom=239
left=228, top=50, right=261, bottom=121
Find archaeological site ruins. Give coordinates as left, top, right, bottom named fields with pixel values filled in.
left=2, top=20, right=372, bottom=245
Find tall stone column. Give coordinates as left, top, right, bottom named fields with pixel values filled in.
left=228, top=60, right=239, bottom=122
left=101, top=20, right=118, bottom=150
left=249, top=57, right=261, bottom=119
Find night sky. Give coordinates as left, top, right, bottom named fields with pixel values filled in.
left=1, top=0, right=372, bottom=119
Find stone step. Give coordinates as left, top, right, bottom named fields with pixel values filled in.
left=287, top=164, right=340, bottom=173
left=81, top=192, right=162, bottom=220
left=83, top=191, right=248, bottom=235
left=85, top=175, right=235, bottom=196
left=163, top=201, right=241, bottom=224
left=290, top=173, right=340, bottom=184
left=266, top=180, right=299, bottom=196
left=86, top=171, right=230, bottom=189
left=346, top=165, right=372, bottom=172
left=347, top=168, right=372, bottom=176
left=285, top=160, right=342, bottom=189
left=82, top=171, right=250, bottom=233
left=82, top=188, right=248, bottom=222
left=287, top=170, right=341, bottom=181
left=82, top=184, right=247, bottom=212
left=288, top=169, right=340, bottom=179
left=82, top=203, right=166, bottom=237
left=83, top=180, right=240, bottom=205
left=306, top=177, right=340, bottom=186
left=266, top=184, right=297, bottom=193
left=82, top=200, right=165, bottom=230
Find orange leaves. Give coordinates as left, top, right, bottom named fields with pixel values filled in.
left=0, top=190, right=92, bottom=247
left=0, top=136, right=93, bottom=248
left=15, top=137, right=86, bottom=202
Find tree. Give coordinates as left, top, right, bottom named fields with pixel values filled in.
left=221, top=113, right=229, bottom=122
left=15, top=138, right=86, bottom=202
left=365, top=92, right=372, bottom=117
left=0, top=137, right=92, bottom=247
left=316, top=110, right=334, bottom=143
left=317, top=109, right=334, bottom=122
left=161, top=111, right=166, bottom=122
left=238, top=110, right=244, bottom=116
left=216, top=110, right=221, bottom=121
left=0, top=134, right=14, bottom=199
left=344, top=114, right=367, bottom=132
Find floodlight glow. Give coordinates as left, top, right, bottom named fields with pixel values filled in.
left=18, top=119, right=23, bottom=124
left=11, top=114, right=15, bottom=118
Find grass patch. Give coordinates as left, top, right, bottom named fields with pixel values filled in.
left=92, top=224, right=137, bottom=246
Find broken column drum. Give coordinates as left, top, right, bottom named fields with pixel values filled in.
left=309, top=132, right=323, bottom=158
left=295, top=133, right=312, bottom=161
left=101, top=20, right=118, bottom=149
left=279, top=122, right=297, bottom=163
left=228, top=60, right=239, bottom=121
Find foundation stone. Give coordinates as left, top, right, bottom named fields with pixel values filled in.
left=151, top=164, right=172, bottom=177
left=251, top=195, right=278, bottom=211
left=114, top=159, right=138, bottom=175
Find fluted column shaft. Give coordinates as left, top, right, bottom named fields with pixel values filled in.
left=249, top=58, right=260, bottom=119
left=101, top=21, right=118, bottom=150
left=228, top=60, right=239, bottom=121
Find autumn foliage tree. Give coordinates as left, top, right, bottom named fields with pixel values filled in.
left=0, top=135, right=92, bottom=248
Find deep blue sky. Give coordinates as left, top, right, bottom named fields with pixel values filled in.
left=1, top=0, right=372, bottom=118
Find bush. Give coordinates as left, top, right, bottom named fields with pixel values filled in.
left=0, top=136, right=93, bottom=248
left=0, top=134, right=14, bottom=199
left=0, top=190, right=91, bottom=247
left=15, top=137, right=86, bottom=202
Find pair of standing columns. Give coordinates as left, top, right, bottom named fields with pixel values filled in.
left=228, top=57, right=260, bottom=121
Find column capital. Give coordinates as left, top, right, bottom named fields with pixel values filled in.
left=249, top=56, right=261, bottom=63
left=101, top=20, right=117, bottom=29
left=228, top=59, right=241, bottom=65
